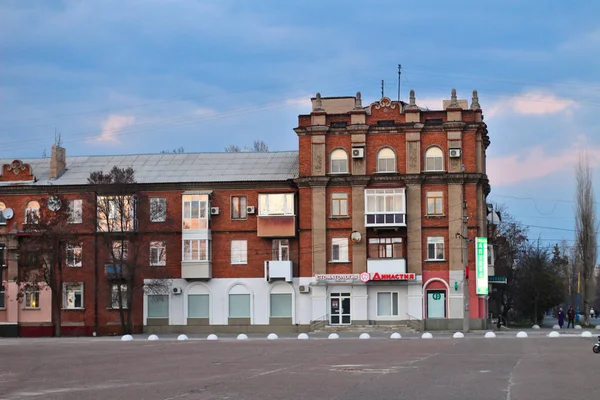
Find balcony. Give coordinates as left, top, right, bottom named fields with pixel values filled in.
left=367, top=258, right=407, bottom=275
left=257, top=216, right=296, bottom=238
left=365, top=212, right=406, bottom=228
left=181, top=261, right=212, bottom=279
left=364, top=188, right=406, bottom=228
left=264, top=260, right=293, bottom=282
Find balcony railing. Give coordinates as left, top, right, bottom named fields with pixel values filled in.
left=181, top=261, right=212, bottom=279
left=257, top=215, right=296, bottom=238
left=264, top=260, right=293, bottom=282
left=365, top=213, right=406, bottom=228
left=367, top=258, right=407, bottom=275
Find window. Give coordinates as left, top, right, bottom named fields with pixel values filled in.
left=425, top=147, right=444, bottom=171
left=258, top=193, right=294, bottom=216
left=25, top=288, right=40, bottom=308
left=231, top=240, right=247, bottom=264
left=111, top=241, right=128, bottom=261
left=147, top=295, right=168, bottom=318
left=231, top=196, right=247, bottom=219
left=229, top=294, right=250, bottom=318
left=0, top=243, right=5, bottom=267
left=368, top=238, right=403, bottom=259
left=150, top=241, right=166, bottom=266
left=182, top=194, right=208, bottom=230
left=377, top=148, right=396, bottom=172
left=150, top=198, right=166, bottom=222
left=97, top=196, right=136, bottom=232
left=331, top=193, right=348, bottom=217
left=0, top=284, right=4, bottom=308
left=272, top=239, right=289, bottom=261
left=427, top=237, right=445, bottom=260
left=331, top=238, right=349, bottom=262
left=182, top=239, right=211, bottom=261
left=68, top=199, right=82, bottom=224
left=66, top=243, right=82, bottom=267
left=427, top=191, right=444, bottom=215
left=25, top=201, right=40, bottom=224
left=63, top=283, right=84, bottom=309
left=270, top=293, right=292, bottom=318
left=330, top=149, right=348, bottom=173
left=188, top=294, right=209, bottom=318
left=0, top=202, right=6, bottom=225
left=365, top=188, right=406, bottom=227
left=377, top=292, right=399, bottom=316
left=111, top=284, right=128, bottom=309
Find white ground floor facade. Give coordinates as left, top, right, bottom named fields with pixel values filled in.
left=143, top=277, right=429, bottom=333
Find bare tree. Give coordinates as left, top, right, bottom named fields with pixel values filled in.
left=161, top=147, right=185, bottom=154
left=225, top=140, right=269, bottom=153
left=15, top=195, right=79, bottom=337
left=89, top=167, right=170, bottom=334
left=575, top=153, right=598, bottom=325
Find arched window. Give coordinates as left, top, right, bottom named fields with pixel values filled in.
left=0, top=202, right=5, bottom=225
left=25, top=201, right=40, bottom=224
left=330, top=149, right=348, bottom=173
left=377, top=148, right=396, bottom=172
left=425, top=147, right=444, bottom=171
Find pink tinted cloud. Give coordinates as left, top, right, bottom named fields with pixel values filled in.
left=486, top=90, right=576, bottom=118
left=95, top=114, right=136, bottom=143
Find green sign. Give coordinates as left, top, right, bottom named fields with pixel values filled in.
left=476, top=237, right=489, bottom=295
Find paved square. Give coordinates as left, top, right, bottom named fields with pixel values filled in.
left=0, top=335, right=598, bottom=400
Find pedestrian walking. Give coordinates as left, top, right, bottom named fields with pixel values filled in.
left=558, top=307, right=565, bottom=329
left=567, top=306, right=575, bottom=328
left=590, top=307, right=595, bottom=320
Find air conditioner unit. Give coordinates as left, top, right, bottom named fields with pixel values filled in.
left=247, top=206, right=255, bottom=214
left=449, top=148, right=461, bottom=158
left=210, top=207, right=220, bottom=215
left=299, top=285, right=311, bottom=293
left=352, top=147, right=364, bottom=159
left=172, top=287, right=182, bottom=295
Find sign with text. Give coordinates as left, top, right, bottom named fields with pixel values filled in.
left=476, top=237, right=489, bottom=295
left=371, top=272, right=416, bottom=281
left=315, top=274, right=359, bottom=282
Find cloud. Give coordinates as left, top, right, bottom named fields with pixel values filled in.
left=486, top=90, right=576, bottom=118
left=487, top=135, right=600, bottom=186
left=95, top=114, right=135, bottom=143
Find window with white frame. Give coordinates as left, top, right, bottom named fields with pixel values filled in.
left=147, top=295, right=168, bottom=318
left=228, top=294, right=250, bottom=318
left=427, top=237, right=445, bottom=260
left=231, top=240, right=247, bottom=264
left=270, top=293, right=292, bottom=318
left=426, top=191, right=444, bottom=215
left=331, top=193, right=348, bottom=217
left=63, top=283, right=84, bottom=309
left=111, top=240, right=128, bottom=261
left=188, top=294, right=209, bottom=318
left=258, top=193, right=294, bottom=216
left=25, top=288, right=40, bottom=309
left=0, top=202, right=6, bottom=225
left=97, top=196, right=136, bottom=232
left=150, top=198, right=167, bottom=222
left=66, top=243, right=82, bottom=267
left=365, top=188, right=406, bottom=227
left=0, top=243, right=6, bottom=268
left=111, top=284, right=128, bottom=309
left=368, top=238, right=403, bottom=259
left=331, top=238, right=349, bottom=262
left=271, top=239, right=289, bottom=261
left=68, top=199, right=82, bottom=224
left=231, top=196, right=247, bottom=220
left=377, top=292, right=399, bottom=316
left=25, top=201, right=40, bottom=224
left=182, top=194, right=208, bottom=230
left=330, top=149, right=349, bottom=173
left=150, top=241, right=166, bottom=266
left=377, top=148, right=396, bottom=172
left=425, top=147, right=444, bottom=171
left=182, top=239, right=210, bottom=262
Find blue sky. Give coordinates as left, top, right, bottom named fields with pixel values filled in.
left=1, top=0, right=599, bottom=248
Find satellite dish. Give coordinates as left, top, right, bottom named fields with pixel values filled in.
left=47, top=196, right=62, bottom=212
left=2, top=208, right=14, bottom=220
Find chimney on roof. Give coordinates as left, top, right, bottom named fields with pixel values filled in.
left=50, top=145, right=66, bottom=179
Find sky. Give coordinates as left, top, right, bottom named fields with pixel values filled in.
left=1, top=0, right=599, bottom=250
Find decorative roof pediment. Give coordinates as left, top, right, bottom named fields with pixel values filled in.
left=1, top=160, right=35, bottom=182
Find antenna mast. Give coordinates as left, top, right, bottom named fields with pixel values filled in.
left=381, top=80, right=384, bottom=98
left=397, top=64, right=402, bottom=102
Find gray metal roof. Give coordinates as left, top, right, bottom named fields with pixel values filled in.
left=0, top=151, right=299, bottom=186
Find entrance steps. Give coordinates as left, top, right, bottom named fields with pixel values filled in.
left=314, top=324, right=418, bottom=334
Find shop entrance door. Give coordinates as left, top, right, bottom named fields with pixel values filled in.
left=330, top=292, right=351, bottom=325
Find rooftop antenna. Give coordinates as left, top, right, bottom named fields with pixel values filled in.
left=381, top=79, right=385, bottom=98
left=397, top=64, right=402, bottom=102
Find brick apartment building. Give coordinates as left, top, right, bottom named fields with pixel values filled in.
left=0, top=88, right=491, bottom=336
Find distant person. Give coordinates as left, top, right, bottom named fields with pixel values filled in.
left=567, top=306, right=575, bottom=328
left=558, top=308, right=565, bottom=329
left=591, top=307, right=596, bottom=319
